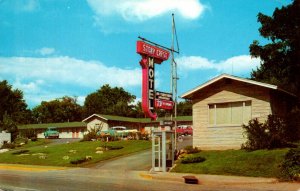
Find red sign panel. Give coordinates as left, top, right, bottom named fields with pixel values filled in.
left=137, top=41, right=170, bottom=63
left=155, top=99, right=174, bottom=110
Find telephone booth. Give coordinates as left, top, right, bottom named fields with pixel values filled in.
left=151, top=130, right=175, bottom=172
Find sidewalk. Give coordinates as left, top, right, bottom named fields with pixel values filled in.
left=139, top=171, right=300, bottom=191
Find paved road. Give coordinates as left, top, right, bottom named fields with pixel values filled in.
left=2, top=137, right=297, bottom=191
left=1, top=164, right=297, bottom=191
left=92, top=149, right=152, bottom=171
left=177, top=135, right=192, bottom=150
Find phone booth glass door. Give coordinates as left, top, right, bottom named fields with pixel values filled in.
left=152, top=130, right=174, bottom=172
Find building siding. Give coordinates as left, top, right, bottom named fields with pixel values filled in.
left=86, top=119, right=109, bottom=132
left=192, top=80, right=272, bottom=150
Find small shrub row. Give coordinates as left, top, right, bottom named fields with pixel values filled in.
left=279, top=147, right=300, bottom=181
left=184, top=146, right=201, bottom=154
left=14, top=137, right=28, bottom=145
left=105, top=145, right=124, bottom=150
left=70, top=156, right=92, bottom=165
left=1, top=142, right=15, bottom=149
left=181, top=155, right=206, bottom=164
left=12, top=149, right=29, bottom=155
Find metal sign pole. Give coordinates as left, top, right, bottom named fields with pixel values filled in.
left=171, top=13, right=179, bottom=151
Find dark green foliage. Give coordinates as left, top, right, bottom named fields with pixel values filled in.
left=12, top=149, right=29, bottom=155
left=20, top=128, right=37, bottom=140
left=177, top=101, right=192, bottom=116
left=184, top=146, right=201, bottom=154
left=70, top=156, right=92, bottom=165
left=279, top=147, right=300, bottom=181
left=1, top=142, right=15, bottom=149
left=250, top=0, right=300, bottom=98
left=84, top=84, right=136, bottom=117
left=0, top=114, right=18, bottom=142
left=242, top=115, right=289, bottom=150
left=181, top=155, right=206, bottom=164
left=0, top=80, right=33, bottom=124
left=285, top=107, right=300, bottom=142
left=81, top=127, right=102, bottom=142
left=32, top=96, right=82, bottom=123
left=14, top=137, right=28, bottom=145
left=105, top=145, right=124, bottom=150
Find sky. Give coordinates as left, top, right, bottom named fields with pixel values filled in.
left=0, top=0, right=292, bottom=108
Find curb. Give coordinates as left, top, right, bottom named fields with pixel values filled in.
left=0, top=164, right=70, bottom=172
left=139, top=172, right=278, bottom=185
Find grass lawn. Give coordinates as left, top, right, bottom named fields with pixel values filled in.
left=0, top=139, right=151, bottom=167
left=172, top=149, right=289, bottom=178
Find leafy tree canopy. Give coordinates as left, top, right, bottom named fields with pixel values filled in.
left=0, top=114, right=18, bottom=141
left=32, top=96, right=82, bottom=123
left=84, top=84, right=136, bottom=117
left=177, top=100, right=192, bottom=116
left=250, top=0, right=300, bottom=97
left=0, top=80, right=32, bottom=124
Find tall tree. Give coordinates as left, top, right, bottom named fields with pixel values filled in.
left=177, top=100, right=192, bottom=116
left=32, top=96, right=82, bottom=123
left=0, top=114, right=18, bottom=141
left=250, top=0, right=300, bottom=97
left=0, top=80, right=32, bottom=124
left=84, top=84, right=136, bottom=117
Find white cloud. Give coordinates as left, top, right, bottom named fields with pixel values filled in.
left=0, top=56, right=141, bottom=88
left=10, top=0, right=40, bottom=12
left=22, top=0, right=39, bottom=12
left=176, top=55, right=261, bottom=76
left=87, top=0, right=205, bottom=22
left=0, top=56, right=141, bottom=107
left=36, top=47, right=55, bottom=56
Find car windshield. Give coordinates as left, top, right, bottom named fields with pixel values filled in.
left=111, top=126, right=126, bottom=131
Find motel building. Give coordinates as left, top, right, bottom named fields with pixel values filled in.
left=181, top=74, right=296, bottom=150
left=18, top=114, right=192, bottom=139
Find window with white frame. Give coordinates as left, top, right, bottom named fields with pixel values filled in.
left=208, top=101, right=251, bottom=126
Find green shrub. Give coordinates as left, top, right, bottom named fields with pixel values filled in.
left=14, top=137, right=28, bottom=145
left=20, top=129, right=37, bottom=141
left=12, top=149, right=29, bottom=155
left=279, top=148, right=300, bottom=181
left=181, top=155, right=206, bottom=164
left=105, top=145, right=124, bottom=150
left=1, top=142, right=16, bottom=149
left=70, top=156, right=92, bottom=165
left=81, top=127, right=101, bottom=141
left=285, top=107, right=300, bottom=142
left=242, top=115, right=289, bottom=150
left=184, top=146, right=200, bottom=154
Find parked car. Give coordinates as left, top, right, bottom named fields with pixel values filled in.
left=101, top=126, right=137, bottom=137
left=44, top=127, right=59, bottom=139
left=176, top=125, right=193, bottom=136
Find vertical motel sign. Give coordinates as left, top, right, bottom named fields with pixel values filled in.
left=137, top=40, right=173, bottom=120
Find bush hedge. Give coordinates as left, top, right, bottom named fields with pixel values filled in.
left=181, top=155, right=206, bottom=164
left=242, top=115, right=291, bottom=150
left=279, top=147, right=300, bottom=181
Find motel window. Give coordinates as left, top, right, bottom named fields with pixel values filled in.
left=208, top=101, right=251, bottom=126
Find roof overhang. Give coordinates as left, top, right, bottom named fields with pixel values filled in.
left=82, top=114, right=108, bottom=123
left=181, top=74, right=296, bottom=99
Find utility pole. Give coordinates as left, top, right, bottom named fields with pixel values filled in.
left=171, top=13, right=179, bottom=151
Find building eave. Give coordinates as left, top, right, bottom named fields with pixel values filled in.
left=82, top=114, right=108, bottom=123
left=181, top=73, right=295, bottom=99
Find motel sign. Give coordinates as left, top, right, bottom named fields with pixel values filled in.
left=137, top=40, right=174, bottom=120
